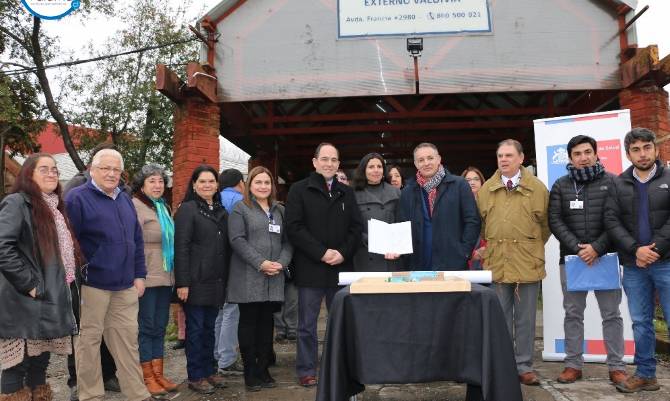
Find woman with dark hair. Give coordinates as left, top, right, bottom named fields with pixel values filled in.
left=227, top=166, right=293, bottom=391
left=0, top=154, right=79, bottom=401
left=387, top=165, right=404, bottom=189
left=461, top=166, right=487, bottom=270
left=174, top=165, right=230, bottom=394
left=131, top=164, right=177, bottom=396
left=352, top=153, right=402, bottom=272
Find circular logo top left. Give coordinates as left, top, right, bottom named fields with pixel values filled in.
left=21, top=0, right=80, bottom=20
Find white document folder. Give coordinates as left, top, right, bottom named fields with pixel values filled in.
left=367, top=219, right=413, bottom=255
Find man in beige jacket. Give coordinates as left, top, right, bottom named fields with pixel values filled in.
left=477, top=139, right=550, bottom=386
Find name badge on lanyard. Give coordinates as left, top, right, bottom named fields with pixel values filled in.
left=269, top=223, right=281, bottom=233
left=571, top=182, right=584, bottom=209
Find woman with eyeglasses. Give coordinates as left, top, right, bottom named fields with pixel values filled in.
left=352, top=153, right=402, bottom=272
left=131, top=164, right=178, bottom=396
left=461, top=166, right=487, bottom=270
left=227, top=166, right=293, bottom=391
left=174, top=165, right=230, bottom=394
left=0, top=154, right=80, bottom=401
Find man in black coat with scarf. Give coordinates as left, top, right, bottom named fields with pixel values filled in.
left=286, top=142, right=363, bottom=388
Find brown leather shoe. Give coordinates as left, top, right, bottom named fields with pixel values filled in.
left=0, top=387, right=32, bottom=401
left=609, top=370, right=628, bottom=385
left=616, top=375, right=660, bottom=393
left=298, top=375, right=318, bottom=387
left=519, top=371, right=540, bottom=386
left=207, top=372, right=227, bottom=389
left=188, top=378, right=215, bottom=394
left=32, top=384, right=53, bottom=401
left=556, top=367, right=582, bottom=384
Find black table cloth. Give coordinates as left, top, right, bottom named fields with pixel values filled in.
left=316, top=285, right=523, bottom=401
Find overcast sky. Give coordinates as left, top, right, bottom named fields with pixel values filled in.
left=29, top=0, right=670, bottom=94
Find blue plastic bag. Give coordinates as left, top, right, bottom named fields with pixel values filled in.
left=565, top=252, right=621, bottom=292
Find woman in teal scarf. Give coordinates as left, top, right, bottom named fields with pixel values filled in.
left=131, top=164, right=178, bottom=396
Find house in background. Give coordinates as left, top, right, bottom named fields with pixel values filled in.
left=3, top=121, right=251, bottom=192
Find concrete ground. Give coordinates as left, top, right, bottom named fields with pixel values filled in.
left=44, top=309, right=670, bottom=401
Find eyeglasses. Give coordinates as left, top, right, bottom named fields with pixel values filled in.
left=337, top=175, right=348, bottom=182
left=36, top=166, right=60, bottom=177
left=97, top=166, right=123, bottom=175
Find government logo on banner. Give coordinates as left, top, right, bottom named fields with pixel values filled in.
left=21, top=0, right=80, bottom=20
left=546, top=139, right=624, bottom=189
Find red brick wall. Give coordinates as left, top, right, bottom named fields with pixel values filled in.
left=172, top=97, right=220, bottom=209
left=619, top=85, right=670, bottom=161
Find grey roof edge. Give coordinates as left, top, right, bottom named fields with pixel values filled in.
left=619, top=0, right=637, bottom=9
left=199, top=0, right=638, bottom=24
left=197, top=0, right=238, bottom=26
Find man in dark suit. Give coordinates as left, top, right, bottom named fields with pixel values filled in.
left=286, top=142, right=363, bottom=387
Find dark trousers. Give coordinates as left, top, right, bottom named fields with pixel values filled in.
left=296, top=286, right=340, bottom=377
left=184, top=304, right=218, bottom=381
left=238, top=302, right=277, bottom=377
left=66, top=281, right=116, bottom=387
left=138, top=286, right=172, bottom=362
left=1, top=352, right=50, bottom=394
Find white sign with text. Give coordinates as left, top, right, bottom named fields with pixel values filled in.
left=338, top=0, right=492, bottom=38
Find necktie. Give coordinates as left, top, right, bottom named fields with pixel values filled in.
left=506, top=179, right=514, bottom=191
left=327, top=182, right=332, bottom=192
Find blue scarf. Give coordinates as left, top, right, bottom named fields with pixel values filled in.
left=151, top=198, right=174, bottom=272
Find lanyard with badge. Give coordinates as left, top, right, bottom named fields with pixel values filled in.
left=267, top=211, right=281, bottom=234
left=570, top=181, right=584, bottom=210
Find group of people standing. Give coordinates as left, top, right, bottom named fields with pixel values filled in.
left=1, top=126, right=669, bottom=399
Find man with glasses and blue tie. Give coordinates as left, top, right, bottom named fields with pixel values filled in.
left=66, top=149, right=158, bottom=401
left=477, top=139, right=550, bottom=386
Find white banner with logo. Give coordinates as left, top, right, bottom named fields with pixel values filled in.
left=534, top=110, right=635, bottom=363
left=338, top=0, right=492, bottom=38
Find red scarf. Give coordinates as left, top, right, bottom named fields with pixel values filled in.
left=415, top=165, right=445, bottom=216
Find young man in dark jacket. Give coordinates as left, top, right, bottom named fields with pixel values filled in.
left=605, top=128, right=670, bottom=393
left=286, top=143, right=363, bottom=387
left=548, top=135, right=626, bottom=385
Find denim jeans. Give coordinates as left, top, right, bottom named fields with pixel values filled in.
left=138, top=286, right=172, bottom=362
left=184, top=304, right=218, bottom=381
left=622, top=261, right=670, bottom=379
left=1, top=352, right=50, bottom=393
left=296, top=287, right=340, bottom=377
left=214, top=303, right=239, bottom=369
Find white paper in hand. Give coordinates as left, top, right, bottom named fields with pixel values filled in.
left=368, top=219, right=413, bottom=255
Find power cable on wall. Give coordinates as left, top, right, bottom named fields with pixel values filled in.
left=0, top=37, right=198, bottom=77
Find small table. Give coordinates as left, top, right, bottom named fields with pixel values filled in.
left=316, top=285, right=523, bottom=401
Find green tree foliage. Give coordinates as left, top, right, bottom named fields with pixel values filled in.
left=68, top=0, right=199, bottom=179
left=0, top=0, right=116, bottom=171
left=0, top=73, right=43, bottom=197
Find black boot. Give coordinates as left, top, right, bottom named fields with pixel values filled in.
left=257, top=345, right=276, bottom=388
left=240, top=347, right=262, bottom=392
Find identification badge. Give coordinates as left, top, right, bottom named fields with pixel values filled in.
left=570, top=200, right=584, bottom=209
left=269, top=224, right=281, bottom=233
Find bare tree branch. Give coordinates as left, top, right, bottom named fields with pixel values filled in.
left=29, top=17, right=85, bottom=171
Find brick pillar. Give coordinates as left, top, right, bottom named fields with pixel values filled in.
left=619, top=84, right=670, bottom=161
left=172, top=96, right=220, bottom=209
